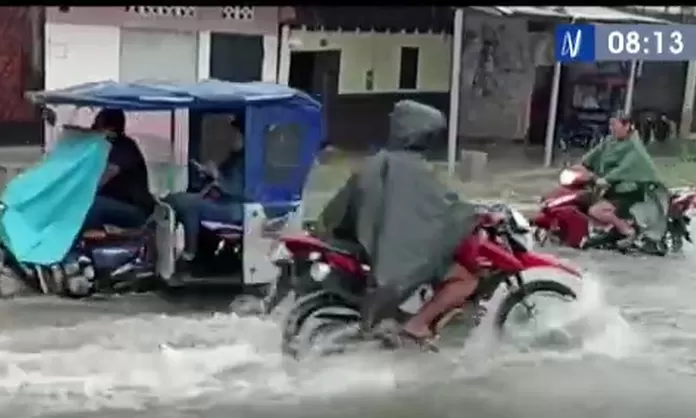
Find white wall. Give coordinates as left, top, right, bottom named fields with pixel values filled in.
left=262, top=34, right=279, bottom=82
left=289, top=30, right=452, bottom=94
left=45, top=23, right=121, bottom=90
left=44, top=23, right=121, bottom=148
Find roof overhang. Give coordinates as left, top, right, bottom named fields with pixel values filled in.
left=466, top=6, right=669, bottom=24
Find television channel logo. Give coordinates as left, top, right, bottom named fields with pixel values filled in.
left=555, top=24, right=595, bottom=62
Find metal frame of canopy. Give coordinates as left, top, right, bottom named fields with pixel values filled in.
left=446, top=7, right=668, bottom=174
left=27, top=80, right=320, bottom=194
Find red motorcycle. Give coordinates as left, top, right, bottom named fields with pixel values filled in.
left=264, top=207, right=582, bottom=359
left=532, top=166, right=696, bottom=254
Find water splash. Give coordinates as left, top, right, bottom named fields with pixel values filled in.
left=0, top=309, right=406, bottom=415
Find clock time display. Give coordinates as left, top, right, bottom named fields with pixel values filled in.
left=595, top=24, right=694, bottom=61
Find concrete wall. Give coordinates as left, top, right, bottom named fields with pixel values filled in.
left=458, top=14, right=553, bottom=141
left=289, top=29, right=452, bottom=94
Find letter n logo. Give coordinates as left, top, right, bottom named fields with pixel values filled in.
left=554, top=24, right=595, bottom=63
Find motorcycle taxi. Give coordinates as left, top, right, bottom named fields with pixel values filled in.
left=0, top=79, right=324, bottom=298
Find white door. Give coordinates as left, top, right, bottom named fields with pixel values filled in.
left=120, top=28, right=198, bottom=83
left=119, top=29, right=198, bottom=195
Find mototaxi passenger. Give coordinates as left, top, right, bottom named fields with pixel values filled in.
left=577, top=110, right=665, bottom=246
left=316, top=100, right=497, bottom=345
left=164, top=117, right=245, bottom=265
left=84, top=108, right=155, bottom=230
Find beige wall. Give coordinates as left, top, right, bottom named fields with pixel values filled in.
left=290, top=19, right=555, bottom=141
left=289, top=29, right=452, bottom=94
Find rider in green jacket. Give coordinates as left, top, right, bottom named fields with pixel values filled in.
left=580, top=111, right=665, bottom=245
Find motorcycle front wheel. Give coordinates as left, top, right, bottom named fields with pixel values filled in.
left=494, top=280, right=578, bottom=345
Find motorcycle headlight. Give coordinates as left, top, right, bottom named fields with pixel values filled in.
left=309, top=262, right=332, bottom=282
left=559, top=169, right=579, bottom=186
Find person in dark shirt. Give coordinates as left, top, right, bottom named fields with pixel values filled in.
left=83, top=108, right=155, bottom=229
left=164, top=116, right=245, bottom=262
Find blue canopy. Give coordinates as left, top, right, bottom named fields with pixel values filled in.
left=27, top=79, right=321, bottom=111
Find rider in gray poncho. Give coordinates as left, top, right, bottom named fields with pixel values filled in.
left=317, top=100, right=482, bottom=343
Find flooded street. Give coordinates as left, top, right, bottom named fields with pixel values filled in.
left=0, top=237, right=695, bottom=417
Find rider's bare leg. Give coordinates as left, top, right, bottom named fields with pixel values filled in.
left=588, top=200, right=635, bottom=236
left=403, top=263, right=479, bottom=339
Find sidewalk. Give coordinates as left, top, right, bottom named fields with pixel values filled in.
left=2, top=148, right=693, bottom=221
left=303, top=160, right=557, bottom=220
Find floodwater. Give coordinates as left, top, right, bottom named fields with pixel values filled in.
left=0, top=239, right=695, bottom=417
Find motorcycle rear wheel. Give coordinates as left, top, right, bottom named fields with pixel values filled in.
left=281, top=290, right=361, bottom=359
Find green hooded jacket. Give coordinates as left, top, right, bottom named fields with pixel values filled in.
left=581, top=130, right=663, bottom=194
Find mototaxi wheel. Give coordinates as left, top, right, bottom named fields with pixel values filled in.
left=281, top=290, right=362, bottom=359
left=494, top=280, right=577, bottom=339
left=670, top=232, right=684, bottom=253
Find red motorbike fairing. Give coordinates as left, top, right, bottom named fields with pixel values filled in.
left=534, top=181, right=595, bottom=248
left=280, top=234, right=328, bottom=254
left=517, top=251, right=581, bottom=277
left=535, top=205, right=590, bottom=249
left=281, top=225, right=582, bottom=282
left=542, top=185, right=581, bottom=203
left=476, top=239, right=524, bottom=273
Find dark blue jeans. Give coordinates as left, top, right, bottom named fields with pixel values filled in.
left=84, top=196, right=148, bottom=229
left=164, top=192, right=243, bottom=254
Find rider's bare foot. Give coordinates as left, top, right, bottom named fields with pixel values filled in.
left=616, top=228, right=637, bottom=248
left=398, top=328, right=440, bottom=353
left=401, top=324, right=433, bottom=341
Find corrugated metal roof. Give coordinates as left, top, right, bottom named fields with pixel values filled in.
left=496, top=7, right=568, bottom=18
left=561, top=6, right=667, bottom=23
left=467, top=7, right=565, bottom=18
left=467, top=6, right=668, bottom=23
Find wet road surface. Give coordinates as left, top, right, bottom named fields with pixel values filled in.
left=0, top=238, right=695, bottom=417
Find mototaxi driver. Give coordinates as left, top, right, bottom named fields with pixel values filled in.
left=575, top=110, right=663, bottom=246
left=164, top=116, right=245, bottom=266
left=84, top=108, right=155, bottom=230
left=317, top=100, right=504, bottom=346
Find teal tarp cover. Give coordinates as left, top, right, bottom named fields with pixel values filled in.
left=0, top=129, right=110, bottom=265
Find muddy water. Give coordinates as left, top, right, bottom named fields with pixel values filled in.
left=0, top=242, right=694, bottom=417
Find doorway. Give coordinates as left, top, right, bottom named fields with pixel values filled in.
left=289, top=50, right=340, bottom=97
left=289, top=50, right=340, bottom=145
left=527, top=65, right=554, bottom=145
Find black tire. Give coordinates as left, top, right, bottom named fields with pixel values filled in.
left=494, top=280, right=577, bottom=332
left=281, top=290, right=360, bottom=358
left=670, top=232, right=684, bottom=253
left=294, top=316, right=362, bottom=359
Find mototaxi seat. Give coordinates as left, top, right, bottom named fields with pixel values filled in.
left=323, top=237, right=370, bottom=264
left=200, top=220, right=244, bottom=241
left=82, top=225, right=144, bottom=241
